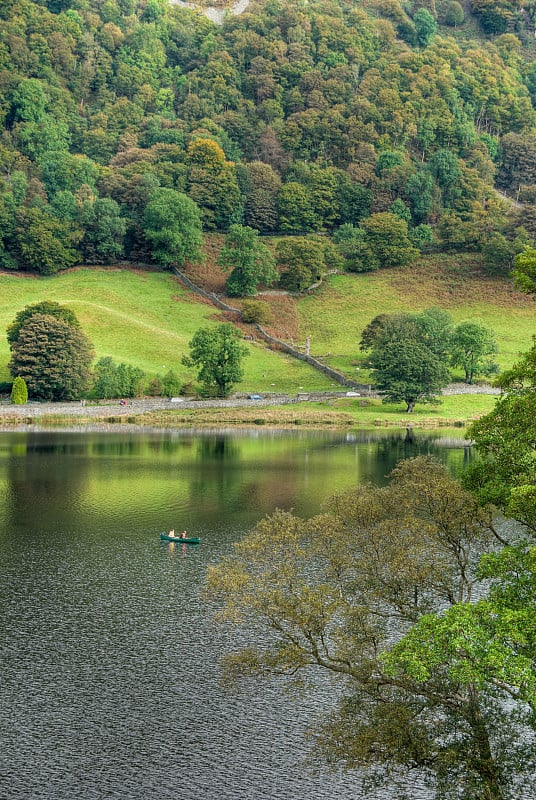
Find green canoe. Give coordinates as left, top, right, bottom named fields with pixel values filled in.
left=160, top=533, right=200, bottom=544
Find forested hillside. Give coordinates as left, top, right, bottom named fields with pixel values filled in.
left=2, top=0, right=536, bottom=280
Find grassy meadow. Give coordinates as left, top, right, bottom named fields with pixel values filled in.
left=0, top=252, right=534, bottom=418
left=297, top=254, right=536, bottom=380
left=0, top=267, right=332, bottom=393
left=112, top=392, right=499, bottom=430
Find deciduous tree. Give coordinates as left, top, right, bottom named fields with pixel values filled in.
left=449, top=320, right=498, bottom=384
left=79, top=197, right=126, bottom=264
left=217, top=224, right=277, bottom=297
left=206, top=457, right=533, bottom=800
left=276, top=237, right=328, bottom=292
left=182, top=323, right=248, bottom=397
left=15, top=206, right=80, bottom=274
left=464, top=338, right=536, bottom=529
left=143, top=187, right=203, bottom=269
left=512, top=245, right=536, bottom=293
left=368, top=334, right=450, bottom=412
left=362, top=212, right=418, bottom=268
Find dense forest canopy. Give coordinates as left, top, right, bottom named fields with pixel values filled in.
left=2, top=0, right=536, bottom=274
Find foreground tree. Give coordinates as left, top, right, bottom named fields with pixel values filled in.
left=206, top=457, right=534, bottom=800
left=217, top=224, right=277, bottom=297
left=464, top=338, right=536, bottom=529
left=8, top=313, right=94, bottom=400
left=182, top=323, right=248, bottom=397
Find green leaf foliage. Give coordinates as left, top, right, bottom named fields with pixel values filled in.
left=7, top=301, right=81, bottom=347
left=92, top=356, right=145, bottom=399
left=10, top=375, right=28, bottom=405
left=8, top=313, right=94, bottom=400
left=0, top=0, right=534, bottom=270
left=182, top=322, right=248, bottom=397
left=369, top=337, right=451, bottom=412
left=217, top=224, right=277, bottom=297
left=143, top=188, right=203, bottom=268
left=449, top=320, right=498, bottom=383
left=513, top=245, right=536, bottom=293
left=206, top=456, right=535, bottom=800
left=465, top=337, right=536, bottom=529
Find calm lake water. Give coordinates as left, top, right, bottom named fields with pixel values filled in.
left=0, top=428, right=473, bottom=800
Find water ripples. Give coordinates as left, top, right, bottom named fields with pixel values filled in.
left=1, top=530, right=378, bottom=800
left=0, top=430, right=491, bottom=800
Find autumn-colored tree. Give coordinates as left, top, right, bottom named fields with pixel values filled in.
left=186, top=138, right=242, bottom=230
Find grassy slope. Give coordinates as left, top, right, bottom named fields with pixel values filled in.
left=0, top=267, right=333, bottom=393
left=297, top=254, right=536, bottom=379
left=1, top=252, right=534, bottom=403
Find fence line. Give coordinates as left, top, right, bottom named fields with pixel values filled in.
left=173, top=268, right=369, bottom=392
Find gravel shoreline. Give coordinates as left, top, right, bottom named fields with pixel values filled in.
left=0, top=384, right=499, bottom=421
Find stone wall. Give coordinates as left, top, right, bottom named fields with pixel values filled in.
left=173, top=268, right=369, bottom=392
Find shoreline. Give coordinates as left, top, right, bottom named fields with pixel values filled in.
left=0, top=386, right=498, bottom=432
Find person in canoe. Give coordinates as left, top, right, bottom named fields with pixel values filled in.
left=180, top=530, right=187, bottom=538
left=168, top=529, right=175, bottom=537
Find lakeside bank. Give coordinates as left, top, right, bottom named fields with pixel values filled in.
left=0, top=386, right=499, bottom=431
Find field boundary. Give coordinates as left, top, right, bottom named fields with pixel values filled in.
left=173, top=267, right=367, bottom=391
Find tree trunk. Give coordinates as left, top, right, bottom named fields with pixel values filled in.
left=468, top=693, right=504, bottom=800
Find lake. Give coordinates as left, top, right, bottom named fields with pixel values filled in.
left=0, top=428, right=473, bottom=799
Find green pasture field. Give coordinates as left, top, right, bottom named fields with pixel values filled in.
left=0, top=268, right=332, bottom=393
left=1, top=255, right=534, bottom=404
left=307, top=391, right=500, bottom=427
left=296, top=254, right=536, bottom=380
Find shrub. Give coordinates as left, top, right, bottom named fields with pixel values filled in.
left=147, top=377, right=164, bottom=397
left=10, top=376, right=28, bottom=405
left=241, top=300, right=274, bottom=325
left=93, top=357, right=146, bottom=399
left=162, top=369, right=182, bottom=397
